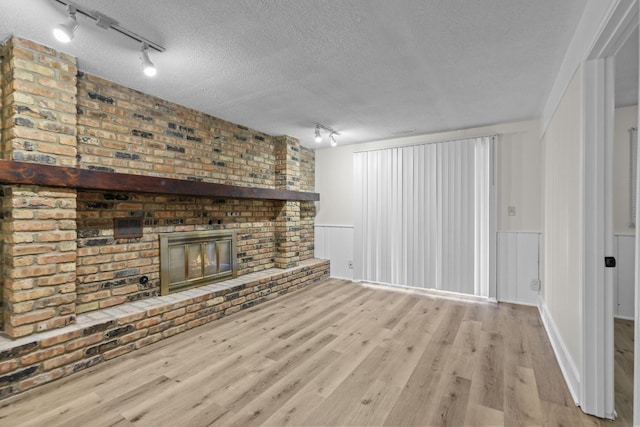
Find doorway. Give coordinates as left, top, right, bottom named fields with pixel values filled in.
left=612, top=26, right=639, bottom=425
left=582, top=1, right=638, bottom=421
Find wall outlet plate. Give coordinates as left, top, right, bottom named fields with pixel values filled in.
left=348, top=260, right=353, bottom=269
left=530, top=279, right=541, bottom=292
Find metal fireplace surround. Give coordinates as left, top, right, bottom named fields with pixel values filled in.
left=159, top=230, right=237, bottom=295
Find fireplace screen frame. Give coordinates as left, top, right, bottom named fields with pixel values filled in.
left=159, top=230, right=237, bottom=295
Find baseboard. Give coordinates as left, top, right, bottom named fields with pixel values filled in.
left=360, top=281, right=493, bottom=304
left=537, top=295, right=580, bottom=405
left=329, top=274, right=354, bottom=281
left=614, top=314, right=634, bottom=321
left=497, top=297, right=538, bottom=308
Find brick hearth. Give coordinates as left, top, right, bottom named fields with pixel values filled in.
left=0, top=259, right=328, bottom=399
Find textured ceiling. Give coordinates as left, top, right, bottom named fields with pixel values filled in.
left=0, top=0, right=598, bottom=147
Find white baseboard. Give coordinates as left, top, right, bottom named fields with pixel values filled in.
left=497, top=297, right=538, bottom=308
left=329, top=275, right=354, bottom=281
left=537, top=296, right=580, bottom=405
left=360, top=281, right=494, bottom=304
left=614, top=315, right=634, bottom=321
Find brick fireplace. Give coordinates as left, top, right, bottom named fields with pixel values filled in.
left=0, top=37, right=328, bottom=399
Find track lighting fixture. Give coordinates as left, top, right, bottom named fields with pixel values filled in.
left=53, top=5, right=78, bottom=43
left=140, top=44, right=157, bottom=77
left=314, top=125, right=322, bottom=143
left=51, top=0, right=165, bottom=77
left=313, top=123, right=340, bottom=147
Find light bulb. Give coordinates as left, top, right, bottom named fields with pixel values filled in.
left=314, top=126, right=322, bottom=143
left=53, top=15, right=78, bottom=43
left=141, top=48, right=157, bottom=77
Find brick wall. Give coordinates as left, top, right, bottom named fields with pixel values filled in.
left=299, top=146, right=316, bottom=261
left=0, top=38, right=318, bottom=336
left=1, top=38, right=78, bottom=338
left=77, top=74, right=275, bottom=187
left=0, top=42, right=5, bottom=329
left=76, top=191, right=278, bottom=313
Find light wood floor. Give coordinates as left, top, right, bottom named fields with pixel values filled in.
left=615, top=318, right=634, bottom=426
left=0, top=279, right=619, bottom=426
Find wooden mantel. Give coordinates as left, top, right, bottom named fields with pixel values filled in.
left=0, top=159, right=319, bottom=201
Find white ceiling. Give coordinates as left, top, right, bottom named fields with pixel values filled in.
left=0, top=0, right=601, bottom=147
left=615, top=27, right=639, bottom=108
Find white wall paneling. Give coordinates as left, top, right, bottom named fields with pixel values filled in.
left=314, top=225, right=354, bottom=280
left=497, top=231, right=540, bottom=306
left=615, top=234, right=635, bottom=319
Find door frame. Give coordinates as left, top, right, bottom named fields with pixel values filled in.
left=583, top=0, right=638, bottom=419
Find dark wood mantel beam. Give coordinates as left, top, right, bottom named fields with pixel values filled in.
left=0, top=159, right=319, bottom=201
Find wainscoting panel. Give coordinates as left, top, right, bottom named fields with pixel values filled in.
left=497, top=231, right=540, bottom=306
left=615, top=234, right=635, bottom=320
left=314, top=225, right=354, bottom=280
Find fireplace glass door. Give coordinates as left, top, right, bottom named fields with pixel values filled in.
left=160, top=230, right=237, bottom=295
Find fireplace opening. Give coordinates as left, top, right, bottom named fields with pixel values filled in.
left=159, top=230, right=237, bottom=295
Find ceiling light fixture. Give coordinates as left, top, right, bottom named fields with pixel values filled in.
left=51, top=0, right=165, bottom=76
left=140, top=44, right=157, bottom=77
left=329, top=132, right=338, bottom=147
left=314, top=125, right=322, bottom=143
left=53, top=5, right=78, bottom=43
left=314, top=123, right=340, bottom=147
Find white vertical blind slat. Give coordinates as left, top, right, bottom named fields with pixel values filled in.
left=353, top=136, right=492, bottom=297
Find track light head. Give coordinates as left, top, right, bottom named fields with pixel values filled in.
left=329, top=132, right=337, bottom=147
left=140, top=45, right=157, bottom=77
left=314, top=125, right=322, bottom=143
left=53, top=6, right=78, bottom=43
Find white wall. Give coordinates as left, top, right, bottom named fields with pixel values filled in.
left=314, top=225, right=353, bottom=280
left=497, top=232, right=540, bottom=306
left=615, top=234, right=635, bottom=319
left=316, top=119, right=542, bottom=232
left=315, top=119, right=543, bottom=305
left=540, top=66, right=584, bottom=382
left=613, top=106, right=637, bottom=321
left=613, top=105, right=638, bottom=236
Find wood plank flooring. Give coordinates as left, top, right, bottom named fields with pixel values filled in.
left=615, top=318, right=634, bottom=426
left=0, top=279, right=621, bottom=426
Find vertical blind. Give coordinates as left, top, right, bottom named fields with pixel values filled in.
left=353, top=136, right=494, bottom=297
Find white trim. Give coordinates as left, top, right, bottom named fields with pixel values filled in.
left=580, top=1, right=638, bottom=419
left=634, top=16, right=640, bottom=427
left=541, top=0, right=626, bottom=138
left=582, top=55, right=616, bottom=420
left=497, top=298, right=538, bottom=308
left=588, top=0, right=639, bottom=59
left=615, top=315, right=635, bottom=321
left=538, top=296, right=581, bottom=405
left=328, top=275, right=353, bottom=281
left=314, top=224, right=354, bottom=229
left=360, top=280, right=493, bottom=304
left=352, top=134, right=497, bottom=154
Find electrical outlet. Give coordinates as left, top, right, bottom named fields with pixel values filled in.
left=508, top=206, right=516, bottom=216
left=530, top=279, right=541, bottom=292
left=348, top=260, right=353, bottom=269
